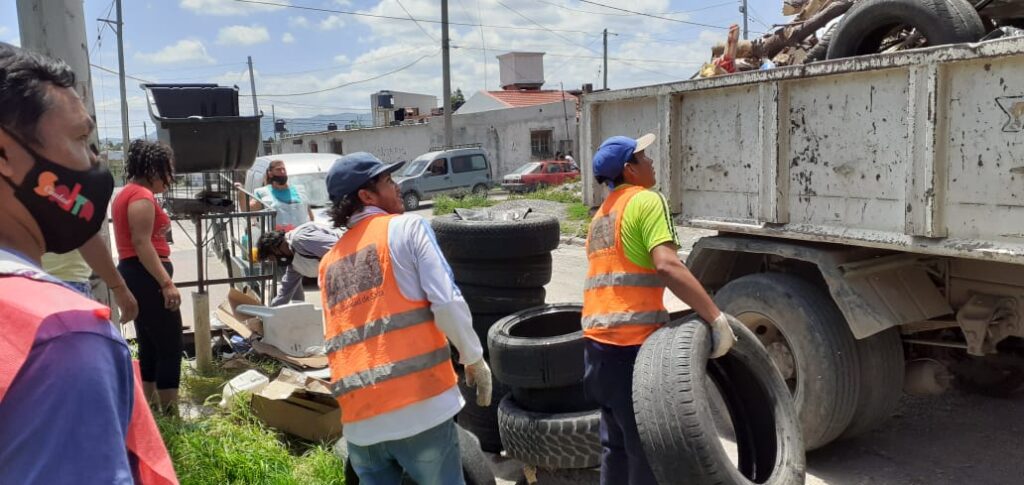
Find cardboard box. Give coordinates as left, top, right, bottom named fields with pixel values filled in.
left=250, top=368, right=342, bottom=442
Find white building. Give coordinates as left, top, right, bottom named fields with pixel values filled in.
left=371, top=90, right=437, bottom=127
left=277, top=53, right=579, bottom=178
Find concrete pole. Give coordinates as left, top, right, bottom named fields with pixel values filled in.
left=17, top=0, right=118, bottom=310
left=115, top=0, right=129, bottom=157
left=441, top=0, right=453, bottom=149
left=247, top=55, right=259, bottom=117
left=603, top=28, right=608, bottom=90
left=741, top=0, right=749, bottom=40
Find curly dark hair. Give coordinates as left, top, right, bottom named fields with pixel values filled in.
left=326, top=176, right=380, bottom=229
left=0, top=42, right=76, bottom=146
left=125, top=139, right=175, bottom=186
left=256, top=230, right=287, bottom=261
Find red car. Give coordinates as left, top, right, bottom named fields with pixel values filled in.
left=501, top=160, right=580, bottom=193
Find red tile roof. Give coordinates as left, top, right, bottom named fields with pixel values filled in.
left=484, top=90, right=577, bottom=108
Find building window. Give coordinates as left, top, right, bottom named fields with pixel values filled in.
left=330, top=139, right=343, bottom=155
left=310, top=141, right=318, bottom=153
left=531, top=130, right=553, bottom=159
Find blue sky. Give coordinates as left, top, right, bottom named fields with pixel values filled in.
left=2, top=0, right=786, bottom=140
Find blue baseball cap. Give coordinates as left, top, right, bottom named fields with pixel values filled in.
left=326, top=152, right=405, bottom=202
left=592, top=133, right=656, bottom=182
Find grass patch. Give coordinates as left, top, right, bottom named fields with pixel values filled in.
left=165, top=359, right=347, bottom=484
left=432, top=194, right=496, bottom=215
left=559, top=202, right=591, bottom=237
left=511, top=185, right=582, bottom=205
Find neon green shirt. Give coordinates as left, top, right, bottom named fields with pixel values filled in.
left=616, top=184, right=680, bottom=270
left=41, top=250, right=92, bottom=283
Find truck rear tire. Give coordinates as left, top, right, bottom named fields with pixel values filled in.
left=714, top=273, right=859, bottom=450
left=841, top=327, right=905, bottom=439
left=826, top=0, right=986, bottom=59
left=632, top=317, right=805, bottom=484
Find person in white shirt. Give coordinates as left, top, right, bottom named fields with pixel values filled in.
left=319, top=152, right=491, bottom=484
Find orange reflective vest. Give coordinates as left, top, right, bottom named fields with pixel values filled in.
left=320, top=214, right=457, bottom=424
left=582, top=185, right=670, bottom=346
left=0, top=275, right=178, bottom=485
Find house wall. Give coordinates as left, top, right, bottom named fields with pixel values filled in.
left=279, top=99, right=578, bottom=178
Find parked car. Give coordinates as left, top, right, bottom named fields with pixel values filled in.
left=501, top=160, right=580, bottom=193
left=394, top=147, right=493, bottom=210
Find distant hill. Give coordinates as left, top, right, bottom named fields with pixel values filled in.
left=261, top=112, right=370, bottom=138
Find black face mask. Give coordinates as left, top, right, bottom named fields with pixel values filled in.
left=270, top=175, right=288, bottom=185
left=1, top=135, right=114, bottom=254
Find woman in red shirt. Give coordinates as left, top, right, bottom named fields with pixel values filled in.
left=112, top=140, right=182, bottom=413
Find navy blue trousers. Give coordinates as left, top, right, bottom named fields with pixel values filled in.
left=584, top=340, right=659, bottom=485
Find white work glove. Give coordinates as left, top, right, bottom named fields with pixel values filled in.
left=464, top=359, right=493, bottom=407
left=709, top=312, right=739, bottom=359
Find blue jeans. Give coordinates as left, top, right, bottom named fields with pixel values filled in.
left=584, top=340, right=659, bottom=485
left=64, top=280, right=92, bottom=297
left=348, top=419, right=465, bottom=485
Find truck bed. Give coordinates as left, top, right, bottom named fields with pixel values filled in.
left=581, top=39, right=1024, bottom=264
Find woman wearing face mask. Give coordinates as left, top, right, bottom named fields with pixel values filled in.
left=112, top=140, right=182, bottom=413
left=246, top=159, right=314, bottom=231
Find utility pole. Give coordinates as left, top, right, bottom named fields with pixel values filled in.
left=740, top=0, right=749, bottom=40
left=441, top=0, right=453, bottom=149
left=16, top=0, right=116, bottom=311
left=271, top=104, right=277, bottom=155
left=143, top=121, right=148, bottom=141
left=98, top=1, right=129, bottom=159
left=245, top=56, right=262, bottom=155
left=603, top=28, right=608, bottom=90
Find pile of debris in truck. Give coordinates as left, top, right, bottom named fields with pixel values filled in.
left=701, top=0, right=1024, bottom=77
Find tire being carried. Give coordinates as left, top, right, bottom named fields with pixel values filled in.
left=632, top=317, right=805, bottom=485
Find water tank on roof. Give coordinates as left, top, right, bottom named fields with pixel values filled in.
left=377, top=91, right=394, bottom=108
left=327, top=123, right=338, bottom=131
left=141, top=83, right=261, bottom=173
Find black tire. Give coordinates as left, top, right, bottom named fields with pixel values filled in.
left=450, top=254, right=554, bottom=288
left=826, top=0, right=986, bottom=59
left=841, top=327, right=905, bottom=439
left=472, top=313, right=506, bottom=353
left=460, top=284, right=546, bottom=315
left=497, top=396, right=602, bottom=469
left=714, top=273, right=859, bottom=450
left=511, top=383, right=596, bottom=414
left=488, top=304, right=585, bottom=389
left=951, top=352, right=1024, bottom=398
left=333, top=424, right=497, bottom=485
left=458, top=373, right=511, bottom=453
left=805, top=23, right=837, bottom=62
left=403, top=191, right=420, bottom=211
left=632, top=317, right=806, bottom=485
left=514, top=468, right=601, bottom=485
left=431, top=214, right=560, bottom=260
left=472, top=184, right=489, bottom=196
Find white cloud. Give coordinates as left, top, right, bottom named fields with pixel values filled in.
left=288, top=16, right=309, bottom=28
left=318, top=15, right=346, bottom=31
left=216, top=24, right=270, bottom=46
left=282, top=32, right=296, bottom=44
left=135, top=39, right=216, bottom=65
left=333, top=0, right=354, bottom=6
left=334, top=54, right=350, bottom=64
left=0, top=26, right=9, bottom=38
left=179, top=0, right=290, bottom=16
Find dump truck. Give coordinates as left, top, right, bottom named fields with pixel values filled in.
left=580, top=37, right=1024, bottom=450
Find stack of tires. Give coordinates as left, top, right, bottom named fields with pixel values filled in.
left=488, top=304, right=603, bottom=478
left=431, top=213, right=561, bottom=452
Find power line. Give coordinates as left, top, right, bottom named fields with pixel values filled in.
left=494, top=0, right=684, bottom=80
left=533, top=0, right=737, bottom=17
left=451, top=44, right=703, bottom=65
left=92, top=63, right=153, bottom=84
left=395, top=0, right=437, bottom=41
left=257, top=49, right=440, bottom=97
left=231, top=0, right=599, bottom=35
left=577, top=0, right=731, bottom=30
left=259, top=46, right=435, bottom=76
